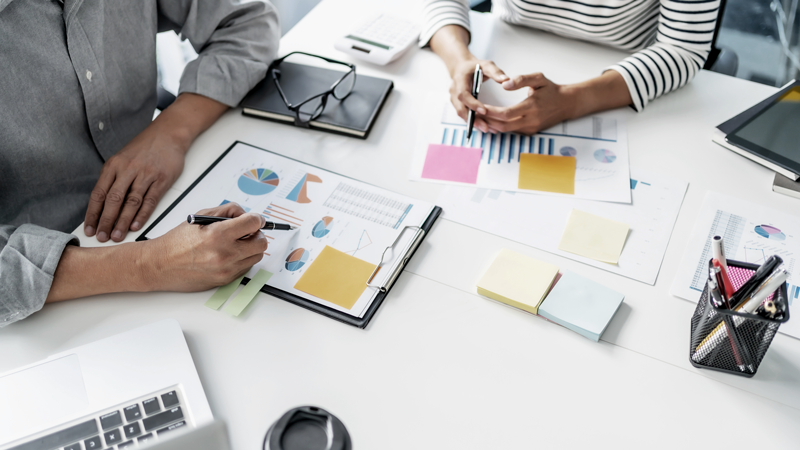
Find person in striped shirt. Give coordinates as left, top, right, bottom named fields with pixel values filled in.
left=421, top=0, right=719, bottom=134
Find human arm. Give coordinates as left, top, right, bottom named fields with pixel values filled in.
left=50, top=203, right=268, bottom=303
left=84, top=0, right=280, bottom=243
left=425, top=0, right=718, bottom=133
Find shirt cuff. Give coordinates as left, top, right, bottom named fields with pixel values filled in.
left=0, top=224, right=78, bottom=328
left=605, top=65, right=646, bottom=113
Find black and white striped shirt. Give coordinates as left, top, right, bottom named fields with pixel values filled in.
left=420, top=0, right=719, bottom=111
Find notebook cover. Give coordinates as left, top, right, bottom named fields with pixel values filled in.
left=538, top=270, right=624, bottom=342
left=241, top=62, right=393, bottom=139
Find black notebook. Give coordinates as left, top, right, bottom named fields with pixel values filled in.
left=241, top=62, right=393, bottom=139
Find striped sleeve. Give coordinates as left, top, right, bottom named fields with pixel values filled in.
left=419, top=0, right=472, bottom=47
left=607, top=0, right=719, bottom=112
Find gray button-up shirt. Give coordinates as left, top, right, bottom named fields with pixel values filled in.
left=0, top=0, right=279, bottom=327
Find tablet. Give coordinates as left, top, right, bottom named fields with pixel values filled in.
left=726, top=86, right=800, bottom=178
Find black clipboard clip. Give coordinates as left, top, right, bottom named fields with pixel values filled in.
left=366, top=225, right=425, bottom=293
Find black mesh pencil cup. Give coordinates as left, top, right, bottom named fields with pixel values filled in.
left=689, top=259, right=790, bottom=377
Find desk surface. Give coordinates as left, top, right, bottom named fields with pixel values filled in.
left=3, top=0, right=800, bottom=448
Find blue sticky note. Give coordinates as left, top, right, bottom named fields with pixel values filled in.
left=538, top=271, right=624, bottom=342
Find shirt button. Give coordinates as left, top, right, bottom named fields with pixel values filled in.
left=98, top=122, right=104, bottom=131
left=86, top=70, right=92, bottom=81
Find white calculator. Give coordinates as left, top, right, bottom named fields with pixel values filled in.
left=334, top=13, right=420, bottom=65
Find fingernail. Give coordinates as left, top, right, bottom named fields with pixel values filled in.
left=502, top=80, right=514, bottom=89
left=477, top=107, right=486, bottom=115
left=97, top=231, right=108, bottom=242
left=111, top=230, right=122, bottom=241
left=132, top=221, right=140, bottom=230
left=85, top=226, right=95, bottom=236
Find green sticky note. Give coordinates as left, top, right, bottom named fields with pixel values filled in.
left=224, top=269, right=273, bottom=317
left=204, top=276, right=245, bottom=311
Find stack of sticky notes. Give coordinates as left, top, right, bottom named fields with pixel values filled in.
left=538, top=270, right=624, bottom=342
left=476, top=249, right=560, bottom=315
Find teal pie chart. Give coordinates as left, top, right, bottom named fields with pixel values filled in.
left=312, top=216, right=333, bottom=238
left=285, top=248, right=309, bottom=271
left=238, top=168, right=279, bottom=196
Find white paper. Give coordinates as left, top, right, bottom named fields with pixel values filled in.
left=409, top=96, right=632, bottom=203
left=670, top=192, right=800, bottom=340
left=145, top=142, right=434, bottom=318
left=438, top=171, right=687, bottom=285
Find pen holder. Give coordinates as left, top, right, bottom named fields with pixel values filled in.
left=689, top=260, right=790, bottom=377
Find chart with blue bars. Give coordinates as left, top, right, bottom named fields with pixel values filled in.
left=441, top=127, right=562, bottom=164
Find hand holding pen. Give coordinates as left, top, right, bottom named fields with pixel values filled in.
left=466, top=64, right=482, bottom=143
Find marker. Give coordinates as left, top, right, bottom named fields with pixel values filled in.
left=187, top=214, right=296, bottom=231
left=728, top=255, right=783, bottom=309
left=711, top=235, right=728, bottom=272
left=712, top=259, right=734, bottom=300
left=693, top=269, right=788, bottom=363
left=466, top=64, right=482, bottom=144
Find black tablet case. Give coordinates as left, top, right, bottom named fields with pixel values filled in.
left=137, top=141, right=442, bottom=328
left=717, top=79, right=800, bottom=134
left=241, top=62, right=393, bottom=139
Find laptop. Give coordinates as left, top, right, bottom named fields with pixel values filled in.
left=0, top=320, right=214, bottom=450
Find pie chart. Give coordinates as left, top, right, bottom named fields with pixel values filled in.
left=285, top=248, right=309, bottom=271
left=594, top=149, right=616, bottom=163
left=560, top=146, right=577, bottom=157
left=755, top=225, right=786, bottom=241
left=312, top=216, right=334, bottom=238
left=238, top=168, right=279, bottom=196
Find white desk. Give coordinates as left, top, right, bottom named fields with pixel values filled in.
left=3, top=0, right=800, bottom=448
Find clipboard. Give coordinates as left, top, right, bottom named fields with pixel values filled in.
left=137, top=141, right=442, bottom=328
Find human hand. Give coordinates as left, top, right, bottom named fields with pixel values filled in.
left=84, top=124, right=186, bottom=243
left=447, top=58, right=510, bottom=132
left=142, top=203, right=269, bottom=292
left=477, top=73, right=578, bottom=135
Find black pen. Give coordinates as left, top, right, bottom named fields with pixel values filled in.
left=466, top=64, right=482, bottom=143
left=187, top=214, right=296, bottom=230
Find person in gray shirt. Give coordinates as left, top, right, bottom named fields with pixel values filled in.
left=0, top=0, right=280, bottom=327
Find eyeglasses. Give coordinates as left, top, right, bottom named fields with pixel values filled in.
left=269, top=51, right=357, bottom=127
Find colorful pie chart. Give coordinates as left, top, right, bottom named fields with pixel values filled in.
left=238, top=168, right=279, bottom=196
left=285, top=248, right=309, bottom=271
left=594, top=149, right=616, bottom=163
left=312, top=216, right=334, bottom=238
left=754, top=225, right=786, bottom=241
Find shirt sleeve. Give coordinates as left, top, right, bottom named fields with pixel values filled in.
left=157, top=0, right=281, bottom=107
left=0, top=225, right=78, bottom=328
left=419, top=0, right=472, bottom=47
left=607, top=0, right=720, bottom=112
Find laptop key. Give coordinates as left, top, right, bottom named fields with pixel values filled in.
left=161, top=391, right=179, bottom=408
left=7, top=419, right=97, bottom=450
left=142, top=397, right=161, bottom=415
left=64, top=444, right=81, bottom=450
left=123, top=422, right=141, bottom=439
left=137, top=433, right=153, bottom=445
left=104, top=428, right=122, bottom=446
left=118, top=440, right=135, bottom=449
left=99, top=411, right=123, bottom=431
left=156, top=420, right=186, bottom=436
left=84, top=435, right=102, bottom=449
left=123, top=404, right=142, bottom=422
left=142, top=406, right=183, bottom=432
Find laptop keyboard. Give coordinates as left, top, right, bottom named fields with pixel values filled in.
left=8, top=388, right=190, bottom=450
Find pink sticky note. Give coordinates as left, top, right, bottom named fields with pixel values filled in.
left=421, top=144, right=482, bottom=184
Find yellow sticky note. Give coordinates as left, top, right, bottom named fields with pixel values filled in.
left=558, top=209, right=629, bottom=264
left=294, top=246, right=376, bottom=310
left=476, top=249, right=560, bottom=315
left=518, top=154, right=575, bottom=194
